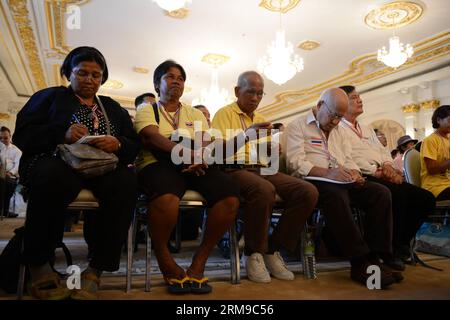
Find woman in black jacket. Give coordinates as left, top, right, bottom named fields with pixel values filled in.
left=13, top=46, right=139, bottom=300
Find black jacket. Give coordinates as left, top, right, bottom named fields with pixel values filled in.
left=13, top=86, right=140, bottom=175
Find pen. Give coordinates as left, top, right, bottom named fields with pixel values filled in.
left=72, top=114, right=81, bottom=124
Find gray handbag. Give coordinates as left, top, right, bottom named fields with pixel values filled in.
left=57, top=95, right=119, bottom=178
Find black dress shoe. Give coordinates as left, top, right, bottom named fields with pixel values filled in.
left=6, top=212, right=18, bottom=218
left=351, top=262, right=396, bottom=289
left=383, top=255, right=406, bottom=271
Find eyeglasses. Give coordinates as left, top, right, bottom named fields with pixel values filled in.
left=244, top=90, right=266, bottom=98
left=72, top=69, right=103, bottom=82
left=322, top=101, right=343, bottom=121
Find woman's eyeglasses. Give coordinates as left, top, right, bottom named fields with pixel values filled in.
left=72, top=69, right=103, bottom=82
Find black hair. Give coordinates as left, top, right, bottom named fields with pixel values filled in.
left=60, top=46, right=109, bottom=84
left=339, top=85, right=356, bottom=95
left=431, top=105, right=450, bottom=129
left=153, top=60, right=186, bottom=96
left=391, top=149, right=399, bottom=158
left=134, top=93, right=156, bottom=107
left=272, top=123, right=284, bottom=130
left=0, top=126, right=11, bottom=134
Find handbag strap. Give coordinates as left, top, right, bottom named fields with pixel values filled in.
left=94, top=95, right=112, bottom=136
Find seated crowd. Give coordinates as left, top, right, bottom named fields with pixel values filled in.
left=4, top=46, right=449, bottom=299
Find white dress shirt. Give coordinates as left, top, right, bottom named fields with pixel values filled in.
left=339, top=119, right=392, bottom=175
left=1, top=143, right=22, bottom=176
left=285, top=110, right=360, bottom=178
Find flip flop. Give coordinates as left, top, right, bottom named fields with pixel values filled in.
left=189, top=276, right=212, bottom=294
left=164, top=275, right=191, bottom=294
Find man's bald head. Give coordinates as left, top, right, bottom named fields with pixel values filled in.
left=315, top=88, right=349, bottom=132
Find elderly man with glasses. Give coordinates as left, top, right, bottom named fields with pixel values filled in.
left=285, top=88, right=400, bottom=289
left=211, top=71, right=319, bottom=284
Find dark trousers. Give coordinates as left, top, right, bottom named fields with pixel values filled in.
left=366, top=176, right=435, bottom=248
left=311, top=180, right=393, bottom=259
left=227, top=170, right=318, bottom=254
left=23, top=156, right=137, bottom=272
left=437, top=187, right=450, bottom=201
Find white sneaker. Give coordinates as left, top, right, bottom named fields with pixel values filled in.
left=245, top=253, right=271, bottom=283
left=264, top=251, right=295, bottom=281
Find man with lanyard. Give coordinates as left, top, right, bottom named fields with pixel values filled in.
left=339, top=85, right=435, bottom=270
left=211, top=71, right=319, bottom=283
left=285, top=87, right=399, bottom=289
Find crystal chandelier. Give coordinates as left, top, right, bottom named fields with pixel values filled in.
left=377, top=14, right=413, bottom=69
left=153, top=0, right=191, bottom=12
left=258, top=29, right=304, bottom=85
left=377, top=35, right=413, bottom=68
left=192, top=67, right=233, bottom=117
left=257, top=2, right=303, bottom=85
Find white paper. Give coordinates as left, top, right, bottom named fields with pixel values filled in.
left=304, top=176, right=355, bottom=184
left=76, top=135, right=105, bottom=144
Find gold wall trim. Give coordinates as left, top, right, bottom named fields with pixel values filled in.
left=7, top=0, right=46, bottom=90
left=259, top=0, right=301, bottom=14
left=260, top=30, right=450, bottom=118
left=44, top=0, right=90, bottom=57
left=402, top=103, right=420, bottom=113
left=364, top=1, right=423, bottom=30
left=419, top=99, right=440, bottom=110
left=0, top=1, right=34, bottom=92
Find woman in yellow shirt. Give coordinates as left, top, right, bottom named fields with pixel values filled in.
left=420, top=105, right=450, bottom=200
left=135, top=60, right=239, bottom=294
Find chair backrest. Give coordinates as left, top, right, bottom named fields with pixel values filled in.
left=403, top=148, right=421, bottom=187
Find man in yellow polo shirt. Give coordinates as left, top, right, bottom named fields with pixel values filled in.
left=212, top=71, right=319, bottom=283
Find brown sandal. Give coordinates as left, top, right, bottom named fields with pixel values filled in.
left=70, top=271, right=100, bottom=300
left=28, top=272, right=71, bottom=300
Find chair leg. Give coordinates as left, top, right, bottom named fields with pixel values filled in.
left=145, top=225, right=151, bottom=292
left=200, top=209, right=207, bottom=244
left=126, top=213, right=137, bottom=293
left=17, top=264, right=26, bottom=300
left=229, top=221, right=240, bottom=284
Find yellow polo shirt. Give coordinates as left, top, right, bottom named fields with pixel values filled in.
left=212, top=102, right=269, bottom=164
left=420, top=132, right=450, bottom=197
left=134, top=103, right=208, bottom=170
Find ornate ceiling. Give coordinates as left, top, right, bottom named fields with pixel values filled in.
left=0, top=0, right=449, bottom=117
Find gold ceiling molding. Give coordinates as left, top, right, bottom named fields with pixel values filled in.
left=419, top=99, right=440, bottom=110
left=44, top=0, right=90, bottom=57
left=7, top=0, right=47, bottom=90
left=259, top=0, right=301, bottom=14
left=201, top=53, right=230, bottom=67
left=364, top=1, right=423, bottom=30
left=297, top=40, right=320, bottom=50
left=0, top=113, right=11, bottom=120
left=260, top=30, right=450, bottom=118
left=133, top=67, right=149, bottom=74
left=402, top=103, right=420, bottom=113
left=102, top=80, right=124, bottom=90
left=166, top=8, right=189, bottom=19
